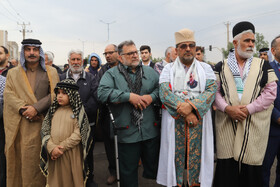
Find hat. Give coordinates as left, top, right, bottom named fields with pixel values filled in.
left=259, top=47, right=269, bottom=53
left=232, top=21, right=255, bottom=38
left=54, top=79, right=79, bottom=94
left=175, top=28, right=195, bottom=45
left=21, top=38, right=42, bottom=45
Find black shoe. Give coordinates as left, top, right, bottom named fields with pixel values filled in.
left=86, top=179, right=98, bottom=187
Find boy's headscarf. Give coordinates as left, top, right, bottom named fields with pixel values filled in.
left=40, top=79, right=91, bottom=180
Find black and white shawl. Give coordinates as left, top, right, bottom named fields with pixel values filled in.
left=40, top=79, right=91, bottom=180
left=118, top=63, right=143, bottom=130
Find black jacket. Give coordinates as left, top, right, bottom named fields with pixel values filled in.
left=60, top=70, right=98, bottom=123
left=0, top=63, right=14, bottom=77
left=97, top=63, right=111, bottom=83
left=52, top=64, right=63, bottom=74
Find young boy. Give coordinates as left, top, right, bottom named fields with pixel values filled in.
left=40, top=79, right=91, bottom=187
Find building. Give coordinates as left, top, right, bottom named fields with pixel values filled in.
left=0, top=30, right=19, bottom=60
left=7, top=41, right=19, bottom=60
left=0, top=30, right=8, bottom=46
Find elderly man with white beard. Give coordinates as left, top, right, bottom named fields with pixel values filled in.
left=213, top=21, right=278, bottom=187
left=59, top=49, right=98, bottom=186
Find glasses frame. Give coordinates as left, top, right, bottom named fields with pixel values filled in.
left=103, top=51, right=117, bottom=56
left=121, top=50, right=139, bottom=56
left=178, top=43, right=196, bottom=50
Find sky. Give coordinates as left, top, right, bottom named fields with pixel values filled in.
left=0, top=0, right=279, bottom=66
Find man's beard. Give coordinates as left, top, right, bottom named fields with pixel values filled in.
left=180, top=55, right=194, bottom=65
left=142, top=58, right=150, bottom=63
left=70, top=64, right=83, bottom=73
left=237, top=44, right=254, bottom=59
left=0, top=59, right=6, bottom=66
left=108, top=60, right=117, bottom=66
left=274, top=52, right=280, bottom=63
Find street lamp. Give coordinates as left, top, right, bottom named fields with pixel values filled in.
left=79, top=39, right=87, bottom=56
left=100, top=20, right=116, bottom=41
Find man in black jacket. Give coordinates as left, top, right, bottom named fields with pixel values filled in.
left=60, top=49, right=98, bottom=186
left=97, top=44, right=119, bottom=185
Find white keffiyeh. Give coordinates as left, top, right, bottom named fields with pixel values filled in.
left=227, top=50, right=253, bottom=100
left=173, top=58, right=201, bottom=100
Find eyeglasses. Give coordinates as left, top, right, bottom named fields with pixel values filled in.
left=121, top=50, right=139, bottom=56
left=103, top=51, right=116, bottom=56
left=179, top=43, right=196, bottom=50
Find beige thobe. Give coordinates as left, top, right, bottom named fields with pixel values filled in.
left=4, top=65, right=59, bottom=187
left=47, top=105, right=83, bottom=187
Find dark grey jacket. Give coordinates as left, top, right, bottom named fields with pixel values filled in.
left=60, top=70, right=98, bottom=123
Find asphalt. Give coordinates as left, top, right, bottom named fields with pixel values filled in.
left=93, top=141, right=277, bottom=187
left=93, top=141, right=162, bottom=187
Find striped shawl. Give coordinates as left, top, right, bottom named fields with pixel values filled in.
left=215, top=57, right=277, bottom=165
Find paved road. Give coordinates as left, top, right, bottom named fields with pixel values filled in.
left=93, top=141, right=277, bottom=187
left=93, top=141, right=162, bottom=187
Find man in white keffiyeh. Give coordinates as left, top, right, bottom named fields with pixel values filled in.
left=214, top=21, right=277, bottom=187
left=157, top=28, right=217, bottom=187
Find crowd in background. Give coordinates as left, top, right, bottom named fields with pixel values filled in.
left=0, top=21, right=280, bottom=187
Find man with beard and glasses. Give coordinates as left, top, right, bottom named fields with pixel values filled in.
left=98, top=40, right=160, bottom=187
left=60, top=49, right=98, bottom=187
left=3, top=39, right=59, bottom=187
left=213, top=21, right=278, bottom=187
left=97, top=44, right=119, bottom=184
left=0, top=46, right=14, bottom=77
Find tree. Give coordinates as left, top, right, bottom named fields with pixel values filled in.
left=222, top=42, right=234, bottom=59
left=254, top=32, right=269, bottom=57
left=151, top=57, right=163, bottom=64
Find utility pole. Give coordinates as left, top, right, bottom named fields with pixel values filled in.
left=79, top=39, right=87, bottom=56
left=100, top=20, right=116, bottom=41
left=224, top=21, right=231, bottom=48
left=18, top=22, right=32, bottom=40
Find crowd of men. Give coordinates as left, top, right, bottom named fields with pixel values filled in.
left=0, top=20, right=280, bottom=187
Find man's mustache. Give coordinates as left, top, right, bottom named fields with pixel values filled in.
left=28, top=55, right=36, bottom=58
left=246, top=47, right=254, bottom=52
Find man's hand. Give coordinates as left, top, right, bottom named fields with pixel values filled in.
left=140, top=95, right=153, bottom=108
left=51, top=145, right=64, bottom=160
left=225, top=105, right=248, bottom=122
left=177, top=102, right=193, bottom=117
left=129, top=93, right=145, bottom=110
left=185, top=112, right=198, bottom=127
left=21, top=105, right=38, bottom=120
left=212, top=105, right=217, bottom=111
left=32, top=115, right=42, bottom=121
left=240, top=105, right=249, bottom=116
left=277, top=117, right=280, bottom=125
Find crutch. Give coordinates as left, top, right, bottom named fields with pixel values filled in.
left=106, top=104, right=128, bottom=187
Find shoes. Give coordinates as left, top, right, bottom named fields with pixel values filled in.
left=86, top=179, right=98, bottom=187
left=107, top=175, right=117, bottom=185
